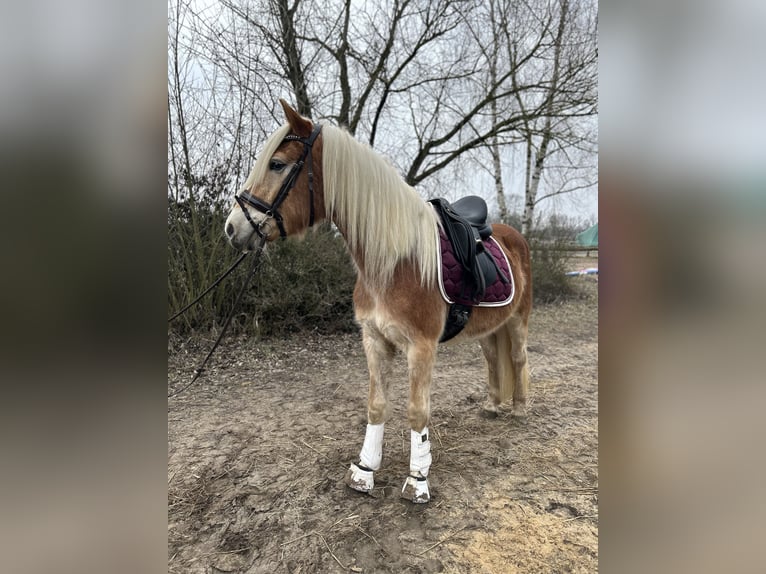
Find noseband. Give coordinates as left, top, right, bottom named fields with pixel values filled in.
left=235, top=123, right=322, bottom=239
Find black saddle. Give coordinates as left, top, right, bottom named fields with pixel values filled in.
left=451, top=196, right=493, bottom=240
left=428, top=196, right=508, bottom=304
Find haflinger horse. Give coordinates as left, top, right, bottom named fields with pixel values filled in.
left=225, top=100, right=532, bottom=503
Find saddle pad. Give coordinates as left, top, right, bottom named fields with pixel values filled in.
left=436, top=226, right=515, bottom=307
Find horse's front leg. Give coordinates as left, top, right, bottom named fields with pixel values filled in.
left=345, top=324, right=395, bottom=494
left=401, top=338, right=437, bottom=503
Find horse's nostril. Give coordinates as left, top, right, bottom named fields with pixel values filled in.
left=226, top=223, right=234, bottom=238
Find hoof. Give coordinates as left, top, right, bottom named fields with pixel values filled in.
left=481, top=402, right=500, bottom=419
left=511, top=410, right=528, bottom=424
left=345, top=463, right=375, bottom=494
left=401, top=475, right=430, bottom=503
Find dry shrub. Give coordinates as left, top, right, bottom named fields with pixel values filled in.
left=168, top=206, right=358, bottom=338
left=529, top=240, right=580, bottom=304
left=245, top=225, right=358, bottom=337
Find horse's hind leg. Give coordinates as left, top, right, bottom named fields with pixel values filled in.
left=479, top=332, right=503, bottom=416
left=400, top=338, right=437, bottom=503
left=480, top=317, right=529, bottom=418
left=345, top=324, right=396, bottom=494
left=507, top=315, right=530, bottom=418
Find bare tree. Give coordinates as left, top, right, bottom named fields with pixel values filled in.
left=168, top=0, right=194, bottom=201
left=220, top=0, right=313, bottom=117
left=169, top=0, right=597, bottom=230
left=463, top=0, right=527, bottom=224
left=218, top=0, right=542, bottom=187
left=506, top=0, right=598, bottom=234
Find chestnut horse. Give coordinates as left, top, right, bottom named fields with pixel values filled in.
left=225, top=100, right=532, bottom=503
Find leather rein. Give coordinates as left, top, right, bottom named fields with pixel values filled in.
left=235, top=123, right=322, bottom=239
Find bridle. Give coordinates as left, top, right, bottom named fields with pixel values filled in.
left=235, top=123, right=322, bottom=240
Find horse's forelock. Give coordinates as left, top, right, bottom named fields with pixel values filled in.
left=241, top=123, right=292, bottom=193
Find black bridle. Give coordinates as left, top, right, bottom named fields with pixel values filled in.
left=235, top=123, right=322, bottom=240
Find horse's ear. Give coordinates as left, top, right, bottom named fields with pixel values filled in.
left=279, top=98, right=312, bottom=138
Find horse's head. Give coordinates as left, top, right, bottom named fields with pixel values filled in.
left=225, top=99, right=324, bottom=250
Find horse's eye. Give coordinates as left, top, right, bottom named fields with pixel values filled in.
left=269, top=160, right=286, bottom=172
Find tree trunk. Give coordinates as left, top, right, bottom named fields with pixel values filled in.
left=337, top=0, right=352, bottom=128
left=275, top=0, right=312, bottom=118
left=521, top=134, right=550, bottom=235
left=520, top=0, right=568, bottom=236
left=488, top=4, right=507, bottom=225
left=490, top=123, right=507, bottom=222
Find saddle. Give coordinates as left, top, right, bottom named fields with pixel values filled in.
left=429, top=196, right=511, bottom=343
left=428, top=196, right=507, bottom=303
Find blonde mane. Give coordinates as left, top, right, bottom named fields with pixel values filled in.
left=321, top=124, right=438, bottom=288
left=240, top=122, right=438, bottom=288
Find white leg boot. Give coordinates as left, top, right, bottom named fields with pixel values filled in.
left=345, top=423, right=384, bottom=493
left=401, top=427, right=432, bottom=503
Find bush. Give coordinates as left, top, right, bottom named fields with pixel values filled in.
left=244, top=225, right=358, bottom=337
left=529, top=240, right=579, bottom=304
left=168, top=196, right=235, bottom=334
left=168, top=173, right=359, bottom=339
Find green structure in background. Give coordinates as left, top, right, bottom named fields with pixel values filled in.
left=576, top=223, right=598, bottom=248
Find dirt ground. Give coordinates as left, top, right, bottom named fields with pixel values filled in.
left=168, top=260, right=598, bottom=573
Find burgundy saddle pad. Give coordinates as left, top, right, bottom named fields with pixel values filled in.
left=436, top=227, right=515, bottom=307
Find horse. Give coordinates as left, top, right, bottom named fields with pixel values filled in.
left=224, top=100, right=532, bottom=503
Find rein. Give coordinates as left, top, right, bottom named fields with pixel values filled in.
left=167, top=252, right=249, bottom=323
left=235, top=123, right=322, bottom=239
left=168, top=234, right=268, bottom=398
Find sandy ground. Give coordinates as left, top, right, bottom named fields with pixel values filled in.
left=168, top=266, right=598, bottom=573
